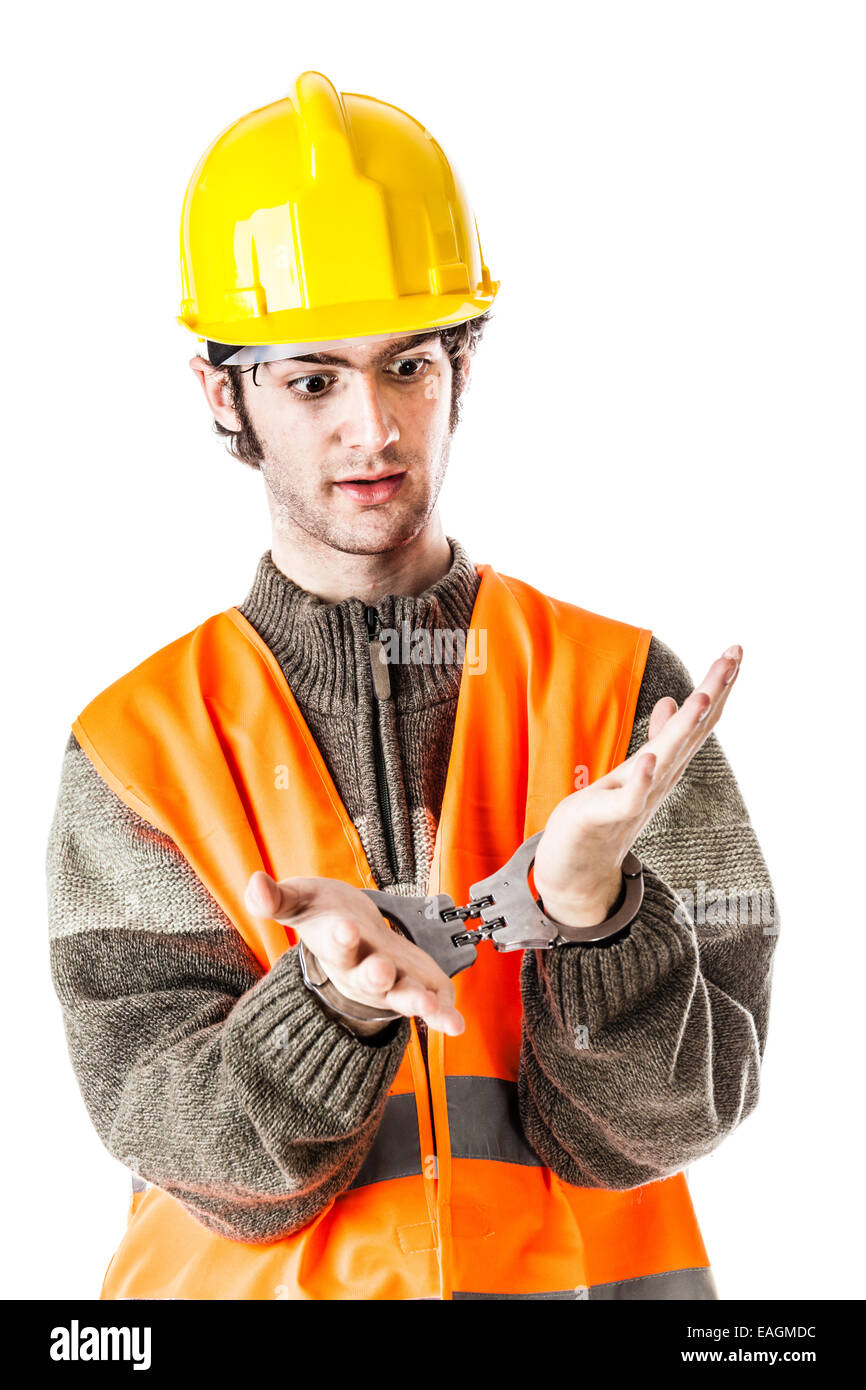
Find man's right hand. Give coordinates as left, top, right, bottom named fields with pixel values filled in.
left=244, top=871, right=465, bottom=1037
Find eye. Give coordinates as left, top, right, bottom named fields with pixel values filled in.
left=285, top=372, right=336, bottom=398
left=384, top=357, right=431, bottom=379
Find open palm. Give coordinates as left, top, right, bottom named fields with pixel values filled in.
left=532, top=643, right=743, bottom=926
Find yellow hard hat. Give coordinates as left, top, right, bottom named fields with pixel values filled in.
left=178, top=70, right=499, bottom=350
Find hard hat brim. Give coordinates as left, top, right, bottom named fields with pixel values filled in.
left=178, top=290, right=498, bottom=351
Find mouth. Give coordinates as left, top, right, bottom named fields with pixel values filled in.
left=333, top=471, right=407, bottom=506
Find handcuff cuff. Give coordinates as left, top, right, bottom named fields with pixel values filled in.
left=299, top=830, right=644, bottom=1026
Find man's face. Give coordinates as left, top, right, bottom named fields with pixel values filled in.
left=197, top=331, right=467, bottom=556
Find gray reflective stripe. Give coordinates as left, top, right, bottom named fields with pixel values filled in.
left=454, top=1290, right=582, bottom=1300
left=590, top=1266, right=719, bottom=1301
left=454, top=1268, right=718, bottom=1300
left=446, top=1076, right=542, bottom=1167
left=130, top=1174, right=149, bottom=1194
left=348, top=1077, right=540, bottom=1189
left=348, top=1092, right=423, bottom=1189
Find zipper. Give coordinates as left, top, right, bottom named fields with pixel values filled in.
left=365, top=606, right=398, bottom=882
left=364, top=604, right=436, bottom=1163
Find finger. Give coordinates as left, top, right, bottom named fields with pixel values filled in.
left=354, top=951, right=398, bottom=995
left=593, top=647, right=742, bottom=819
left=613, top=699, right=691, bottom=781
left=693, top=646, right=742, bottom=710
left=675, top=649, right=743, bottom=749
left=648, top=649, right=739, bottom=767
left=647, top=695, right=678, bottom=742
left=389, top=979, right=465, bottom=1036
left=382, top=958, right=457, bottom=1014
left=638, top=691, right=711, bottom=800
left=649, top=649, right=742, bottom=791
left=701, top=646, right=742, bottom=717
left=300, top=914, right=368, bottom=973
left=423, top=998, right=466, bottom=1036
left=368, top=927, right=459, bottom=1011
left=378, top=974, right=437, bottom=1018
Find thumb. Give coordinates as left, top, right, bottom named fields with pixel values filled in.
left=245, top=871, right=308, bottom=921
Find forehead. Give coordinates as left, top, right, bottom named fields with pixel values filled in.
left=291, top=329, right=444, bottom=366
left=276, top=331, right=441, bottom=369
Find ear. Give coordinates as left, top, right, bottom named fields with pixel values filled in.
left=189, top=355, right=242, bottom=431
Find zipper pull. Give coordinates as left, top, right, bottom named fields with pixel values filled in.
left=365, top=606, right=391, bottom=701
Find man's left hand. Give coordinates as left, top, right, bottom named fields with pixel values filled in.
left=532, top=643, right=743, bottom=928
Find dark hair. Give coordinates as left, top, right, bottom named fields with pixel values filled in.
left=211, top=311, right=492, bottom=469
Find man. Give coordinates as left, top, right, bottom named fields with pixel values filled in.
left=46, top=70, right=778, bottom=1301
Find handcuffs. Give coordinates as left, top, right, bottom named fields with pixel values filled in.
left=299, top=830, right=644, bottom=1024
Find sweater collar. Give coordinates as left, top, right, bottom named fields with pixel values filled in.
left=237, top=536, right=482, bottom=715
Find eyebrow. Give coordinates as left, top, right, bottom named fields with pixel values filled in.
left=278, top=333, right=440, bottom=369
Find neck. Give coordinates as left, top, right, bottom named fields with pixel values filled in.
left=268, top=509, right=453, bottom=604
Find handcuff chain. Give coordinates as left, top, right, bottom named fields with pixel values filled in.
left=440, top=894, right=507, bottom=947
left=439, top=894, right=495, bottom=923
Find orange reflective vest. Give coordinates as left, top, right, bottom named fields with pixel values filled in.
left=71, top=561, right=716, bottom=1301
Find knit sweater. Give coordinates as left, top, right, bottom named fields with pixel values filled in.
left=46, top=537, right=779, bottom=1244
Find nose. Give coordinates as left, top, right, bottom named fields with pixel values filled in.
left=337, top=373, right=399, bottom=453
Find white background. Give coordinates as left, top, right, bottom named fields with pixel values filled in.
left=3, top=0, right=863, bottom=1300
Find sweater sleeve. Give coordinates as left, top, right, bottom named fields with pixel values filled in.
left=46, top=731, right=411, bottom=1245
left=517, top=636, right=780, bottom=1190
